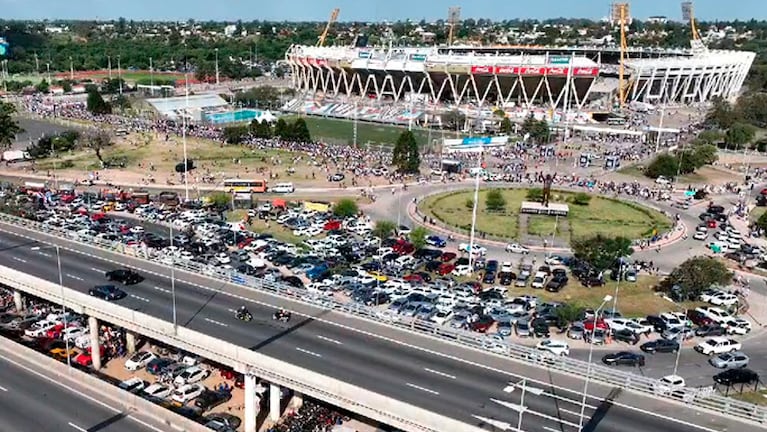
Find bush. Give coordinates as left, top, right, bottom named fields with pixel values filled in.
left=465, top=199, right=474, bottom=209
left=333, top=199, right=359, bottom=218
left=572, top=192, right=591, bottom=206
left=485, top=189, right=506, bottom=212
left=644, top=154, right=679, bottom=179
left=526, top=188, right=544, bottom=202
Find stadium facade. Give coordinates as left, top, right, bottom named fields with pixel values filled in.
left=285, top=45, right=755, bottom=110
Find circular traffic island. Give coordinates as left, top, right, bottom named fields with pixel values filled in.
left=419, top=188, right=672, bottom=246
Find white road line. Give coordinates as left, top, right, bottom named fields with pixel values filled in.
left=0, top=384, right=7, bottom=391
left=558, top=407, right=584, bottom=417
left=543, top=427, right=561, bottom=432
left=204, top=318, right=228, bottom=327
left=129, top=294, right=150, bottom=303
left=11, top=257, right=26, bottom=263
left=423, top=367, right=456, bottom=379
left=152, top=286, right=170, bottom=294
left=68, top=423, right=87, bottom=432
left=295, top=347, right=322, bottom=358
left=90, top=267, right=104, bottom=273
left=37, top=251, right=51, bottom=257
left=316, top=335, right=343, bottom=345
left=65, top=274, right=83, bottom=281
left=405, top=382, right=440, bottom=395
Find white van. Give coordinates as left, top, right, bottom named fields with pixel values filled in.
left=272, top=183, right=295, bottom=193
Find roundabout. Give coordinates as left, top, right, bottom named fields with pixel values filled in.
left=418, top=187, right=673, bottom=247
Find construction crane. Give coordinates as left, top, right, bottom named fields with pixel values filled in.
left=681, top=1, right=706, bottom=51
left=317, top=8, right=340, bottom=47
left=611, top=3, right=631, bottom=108
left=447, top=6, right=461, bottom=46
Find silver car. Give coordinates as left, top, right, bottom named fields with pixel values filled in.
left=709, top=351, right=749, bottom=369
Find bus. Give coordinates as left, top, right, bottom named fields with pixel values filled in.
left=223, top=179, right=268, bottom=193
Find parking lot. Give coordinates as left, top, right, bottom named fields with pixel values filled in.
left=2, top=185, right=765, bottom=397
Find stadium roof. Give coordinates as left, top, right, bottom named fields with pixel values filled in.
left=147, top=94, right=228, bottom=120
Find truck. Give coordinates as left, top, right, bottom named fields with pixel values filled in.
left=2, top=150, right=30, bottom=162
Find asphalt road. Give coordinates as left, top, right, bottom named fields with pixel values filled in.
left=11, top=118, right=79, bottom=150
left=0, top=226, right=757, bottom=432
left=0, top=355, right=156, bottom=432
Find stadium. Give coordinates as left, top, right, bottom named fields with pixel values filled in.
left=282, top=44, right=755, bottom=124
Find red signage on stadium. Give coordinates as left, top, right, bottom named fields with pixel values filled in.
left=470, top=66, right=600, bottom=76
left=305, top=58, right=328, bottom=67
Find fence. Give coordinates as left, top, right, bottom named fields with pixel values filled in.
left=0, top=212, right=765, bottom=426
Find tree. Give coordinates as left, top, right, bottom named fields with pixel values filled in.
left=0, top=102, right=22, bottom=149
left=554, top=302, right=584, bottom=324
left=697, top=130, right=723, bottom=145
left=571, top=234, right=634, bottom=271
left=291, top=118, right=311, bottom=142
left=499, top=117, right=513, bottom=134
left=644, top=154, right=679, bottom=179
left=85, top=131, right=113, bottom=166
left=250, top=119, right=273, bottom=138
left=333, top=198, right=359, bottom=218
left=35, top=79, right=49, bottom=93
left=409, top=226, right=429, bottom=250
left=372, top=220, right=396, bottom=240
left=392, top=130, right=420, bottom=173
left=86, top=90, right=112, bottom=115
left=705, top=97, right=737, bottom=129
left=756, top=211, right=767, bottom=232
left=726, top=122, right=757, bottom=149
left=485, top=189, right=507, bottom=212
left=223, top=125, right=250, bottom=144
left=660, top=257, right=732, bottom=301
left=274, top=118, right=290, bottom=139
left=113, top=94, right=131, bottom=111
left=207, top=192, right=231, bottom=210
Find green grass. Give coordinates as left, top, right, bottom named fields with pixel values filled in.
left=731, top=390, right=767, bottom=406
left=750, top=206, right=767, bottom=223
left=420, top=188, right=672, bottom=243
left=617, top=165, right=645, bottom=178
left=283, top=115, right=465, bottom=150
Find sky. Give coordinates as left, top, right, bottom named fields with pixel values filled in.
left=0, top=0, right=765, bottom=22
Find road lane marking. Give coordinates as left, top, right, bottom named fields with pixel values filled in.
left=405, top=382, right=439, bottom=395
left=68, top=423, right=87, bottom=432
left=543, top=427, right=561, bottom=432
left=90, top=267, right=104, bottom=273
left=11, top=257, right=27, bottom=263
left=423, top=367, right=456, bottom=379
left=558, top=407, right=583, bottom=417
left=129, top=294, right=150, bottom=303
left=66, top=274, right=83, bottom=281
left=295, top=347, right=322, bottom=358
left=316, top=335, right=343, bottom=345
left=153, top=286, right=171, bottom=294
left=204, top=318, right=228, bottom=327
left=36, top=251, right=51, bottom=257
left=0, top=384, right=7, bottom=391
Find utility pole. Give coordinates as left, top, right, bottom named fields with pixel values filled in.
left=215, top=48, right=220, bottom=85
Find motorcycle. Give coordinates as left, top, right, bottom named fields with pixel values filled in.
left=236, top=310, right=253, bottom=322
left=272, top=311, right=291, bottom=323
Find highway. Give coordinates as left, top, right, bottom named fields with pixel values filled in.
left=0, top=354, right=157, bottom=432
left=0, top=222, right=757, bottom=432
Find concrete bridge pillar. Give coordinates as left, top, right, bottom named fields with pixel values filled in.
left=13, top=290, right=23, bottom=312
left=289, top=391, right=303, bottom=410
left=244, top=373, right=259, bottom=432
left=88, top=316, right=101, bottom=370
left=269, top=383, right=282, bottom=422
left=125, top=331, right=137, bottom=354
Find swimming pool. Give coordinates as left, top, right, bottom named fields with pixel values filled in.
left=206, top=109, right=266, bottom=124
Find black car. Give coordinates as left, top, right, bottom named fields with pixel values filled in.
left=602, top=351, right=645, bottom=367
left=281, top=276, right=304, bottom=288
left=105, top=269, right=142, bottom=285
left=482, top=272, right=496, bottom=284
left=695, top=324, right=726, bottom=337
left=499, top=272, right=516, bottom=286
left=205, top=413, right=242, bottom=431
left=640, top=338, right=679, bottom=354
left=329, top=173, right=345, bottom=182
left=612, top=329, right=640, bottom=345
left=485, top=260, right=499, bottom=273
left=645, top=315, right=667, bottom=332
left=545, top=279, right=564, bottom=292
left=713, top=368, right=759, bottom=386
left=89, top=285, right=127, bottom=301
left=194, top=390, right=233, bottom=411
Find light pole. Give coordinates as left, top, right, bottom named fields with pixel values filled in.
left=182, top=46, right=190, bottom=202
left=107, top=55, right=112, bottom=79
left=579, top=294, right=613, bottom=432
left=117, top=55, right=123, bottom=95
left=611, top=262, right=625, bottom=317
left=672, top=307, right=689, bottom=377
left=69, top=56, right=74, bottom=80
left=149, top=56, right=154, bottom=96
left=169, top=224, right=178, bottom=332
left=32, top=245, right=71, bottom=370
left=655, top=106, right=666, bottom=154
left=215, top=48, right=220, bottom=86
left=467, top=153, right=484, bottom=275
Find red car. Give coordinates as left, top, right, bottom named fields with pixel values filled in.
left=74, top=345, right=106, bottom=367
left=403, top=273, right=423, bottom=283
left=707, top=220, right=717, bottom=228
left=393, top=240, right=415, bottom=255
left=470, top=317, right=495, bottom=333
left=324, top=220, right=341, bottom=231
left=237, top=237, right=254, bottom=249
left=437, top=263, right=455, bottom=275
left=583, top=319, right=609, bottom=331
left=440, top=252, right=457, bottom=262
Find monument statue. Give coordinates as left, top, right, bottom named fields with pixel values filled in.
left=542, top=174, right=554, bottom=207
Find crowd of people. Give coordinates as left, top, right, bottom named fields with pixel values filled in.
left=266, top=400, right=350, bottom=432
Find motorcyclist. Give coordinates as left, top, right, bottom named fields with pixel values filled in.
left=237, top=305, right=249, bottom=319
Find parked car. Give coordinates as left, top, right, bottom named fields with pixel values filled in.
left=640, top=339, right=679, bottom=354
left=174, top=366, right=212, bottom=386
left=713, top=368, right=759, bottom=386
left=602, top=351, right=646, bottom=367
left=709, top=351, right=750, bottom=369
left=142, top=383, right=173, bottom=399
left=194, top=390, right=233, bottom=411
left=172, top=383, right=206, bottom=403
left=694, top=337, right=742, bottom=356
left=125, top=351, right=157, bottom=371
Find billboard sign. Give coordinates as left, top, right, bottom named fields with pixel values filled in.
left=443, top=136, right=509, bottom=151
left=358, top=51, right=371, bottom=59
left=409, top=54, right=427, bottom=62
left=471, top=66, right=599, bottom=76
left=550, top=56, right=570, bottom=64
left=0, top=38, right=8, bottom=56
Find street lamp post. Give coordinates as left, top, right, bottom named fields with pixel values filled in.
left=169, top=224, right=178, bottom=332
left=611, top=263, right=625, bottom=317
left=215, top=48, right=220, bottom=86
left=69, top=56, right=74, bottom=80
left=579, top=295, right=613, bottom=431
left=32, top=245, right=70, bottom=370
left=672, top=308, right=689, bottom=377
left=117, top=55, right=123, bottom=95
left=467, top=153, right=483, bottom=274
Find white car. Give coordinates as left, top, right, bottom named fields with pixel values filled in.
left=124, top=351, right=157, bottom=371
left=698, top=289, right=723, bottom=303
left=696, top=306, right=731, bottom=324
left=653, top=375, right=685, bottom=395
left=430, top=310, right=453, bottom=325
left=118, top=377, right=147, bottom=393
left=536, top=339, right=570, bottom=356
left=215, top=252, right=231, bottom=265
left=505, top=243, right=530, bottom=254
left=694, top=337, right=742, bottom=356
left=172, top=383, right=205, bottom=403
left=693, top=231, right=707, bottom=241
left=724, top=318, right=752, bottom=335
left=61, top=326, right=88, bottom=342
left=500, top=262, right=514, bottom=273
left=451, top=264, right=473, bottom=277
left=655, top=176, right=671, bottom=185
left=530, top=272, right=547, bottom=289
left=709, top=292, right=738, bottom=307
left=458, top=243, right=486, bottom=256
left=174, top=366, right=211, bottom=386
left=142, top=383, right=172, bottom=399
left=24, top=321, right=58, bottom=338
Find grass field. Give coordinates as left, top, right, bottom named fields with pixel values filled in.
left=420, top=188, right=672, bottom=243
left=284, top=115, right=464, bottom=150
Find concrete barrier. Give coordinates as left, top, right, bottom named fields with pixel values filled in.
left=0, top=334, right=209, bottom=432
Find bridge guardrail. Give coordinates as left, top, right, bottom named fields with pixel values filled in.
left=0, top=212, right=765, bottom=425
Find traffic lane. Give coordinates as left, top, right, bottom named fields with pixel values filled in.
left=0, top=225, right=757, bottom=432
left=0, top=356, right=151, bottom=432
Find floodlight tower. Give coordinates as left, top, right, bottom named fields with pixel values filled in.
left=682, top=2, right=707, bottom=52
left=447, top=6, right=461, bottom=46
left=317, top=8, right=340, bottom=47
left=611, top=3, right=631, bottom=108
